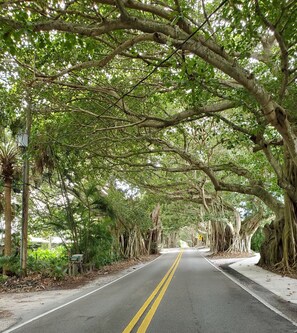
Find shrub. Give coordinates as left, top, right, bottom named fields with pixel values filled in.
left=0, top=255, right=21, bottom=276
left=77, top=223, right=116, bottom=269
left=27, top=246, right=68, bottom=279
left=0, top=274, right=9, bottom=283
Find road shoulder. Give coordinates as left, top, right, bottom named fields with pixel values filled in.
left=0, top=255, right=159, bottom=332
left=203, top=250, right=297, bottom=325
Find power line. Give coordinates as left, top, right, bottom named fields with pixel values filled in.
left=101, top=0, right=229, bottom=115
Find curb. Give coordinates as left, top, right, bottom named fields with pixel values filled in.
left=220, top=263, right=297, bottom=325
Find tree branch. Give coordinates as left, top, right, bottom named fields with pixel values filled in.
left=139, top=100, right=238, bottom=128
left=255, top=0, right=289, bottom=102
left=115, top=0, right=130, bottom=20
left=35, top=34, right=155, bottom=79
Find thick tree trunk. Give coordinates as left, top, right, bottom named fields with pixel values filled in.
left=227, top=211, right=241, bottom=253
left=147, top=229, right=153, bottom=255
left=210, top=220, right=226, bottom=253
left=170, top=232, right=177, bottom=248
left=241, top=235, right=252, bottom=253
left=259, top=217, right=284, bottom=267
left=281, top=195, right=297, bottom=269
left=149, top=203, right=161, bottom=254
left=259, top=148, right=297, bottom=271
left=224, top=224, right=233, bottom=249
left=228, top=208, right=263, bottom=253
left=121, top=226, right=147, bottom=259
left=162, top=232, right=178, bottom=248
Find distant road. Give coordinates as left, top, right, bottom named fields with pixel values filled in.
left=4, top=249, right=297, bottom=333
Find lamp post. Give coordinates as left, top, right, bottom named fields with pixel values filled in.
left=17, top=132, right=29, bottom=276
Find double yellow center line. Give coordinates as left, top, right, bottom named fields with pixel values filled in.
left=123, top=250, right=184, bottom=333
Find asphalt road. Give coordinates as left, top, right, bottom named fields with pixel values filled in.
left=4, top=249, right=297, bottom=333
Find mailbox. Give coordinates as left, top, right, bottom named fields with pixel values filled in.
left=71, top=254, right=83, bottom=262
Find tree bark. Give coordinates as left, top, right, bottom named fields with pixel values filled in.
left=210, top=220, right=226, bottom=253
left=150, top=203, right=161, bottom=254
left=228, top=208, right=264, bottom=253
left=260, top=147, right=297, bottom=271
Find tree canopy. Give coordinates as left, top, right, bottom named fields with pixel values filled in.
left=0, top=0, right=296, bottom=273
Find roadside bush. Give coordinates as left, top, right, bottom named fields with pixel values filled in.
left=0, top=255, right=20, bottom=276
left=27, top=246, right=68, bottom=279
left=251, top=228, right=265, bottom=252
left=78, top=223, right=116, bottom=269
left=0, top=274, right=9, bottom=283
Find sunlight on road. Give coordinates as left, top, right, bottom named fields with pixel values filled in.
left=160, top=246, right=199, bottom=254
left=179, top=240, right=189, bottom=248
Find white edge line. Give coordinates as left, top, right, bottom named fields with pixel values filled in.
left=201, top=252, right=297, bottom=328
left=3, top=255, right=163, bottom=333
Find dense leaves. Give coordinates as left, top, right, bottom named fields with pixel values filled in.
left=0, top=0, right=296, bottom=275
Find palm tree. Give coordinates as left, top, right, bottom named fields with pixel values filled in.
left=0, top=139, right=18, bottom=260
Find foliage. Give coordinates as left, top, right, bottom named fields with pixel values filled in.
left=0, top=273, right=9, bottom=283
left=251, top=228, right=265, bottom=252
left=78, top=219, right=116, bottom=268
left=0, top=0, right=296, bottom=273
left=27, top=246, right=68, bottom=279
left=0, top=255, right=20, bottom=275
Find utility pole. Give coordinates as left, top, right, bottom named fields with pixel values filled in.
left=20, top=141, right=29, bottom=275
left=18, top=94, right=32, bottom=276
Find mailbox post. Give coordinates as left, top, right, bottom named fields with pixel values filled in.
left=69, top=254, right=83, bottom=275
